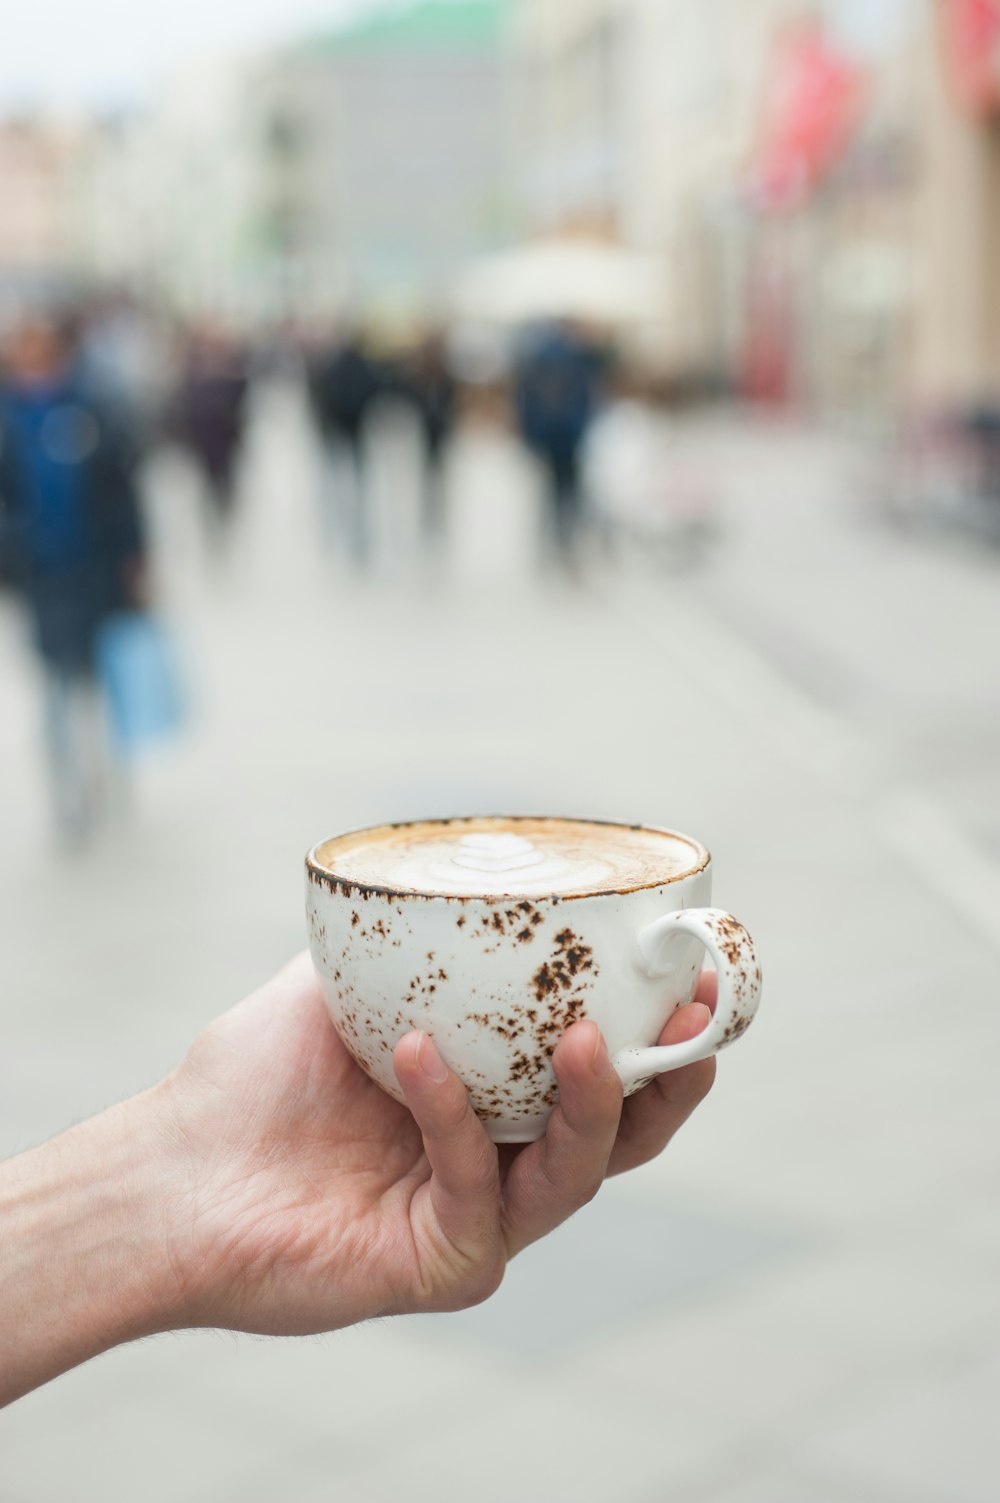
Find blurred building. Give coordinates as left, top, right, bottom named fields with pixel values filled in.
left=73, top=0, right=511, bottom=328
left=9, top=0, right=1000, bottom=415
left=509, top=0, right=1000, bottom=416
left=908, top=0, right=1000, bottom=406
left=256, top=0, right=511, bottom=324
left=509, top=0, right=912, bottom=399
left=0, top=119, right=90, bottom=312
left=75, top=58, right=271, bottom=322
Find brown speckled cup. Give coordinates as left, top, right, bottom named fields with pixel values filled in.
left=306, top=816, right=761, bottom=1142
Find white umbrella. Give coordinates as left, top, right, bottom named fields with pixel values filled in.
left=453, top=239, right=669, bottom=326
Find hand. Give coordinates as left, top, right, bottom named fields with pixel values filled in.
left=158, top=953, right=716, bottom=1335
left=0, top=956, right=716, bottom=1406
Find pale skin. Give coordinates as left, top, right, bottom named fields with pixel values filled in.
left=0, top=954, right=717, bottom=1407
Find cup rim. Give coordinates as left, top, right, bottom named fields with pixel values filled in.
left=306, top=815, right=711, bottom=901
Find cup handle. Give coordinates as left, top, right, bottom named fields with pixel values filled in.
left=614, top=907, right=762, bottom=1093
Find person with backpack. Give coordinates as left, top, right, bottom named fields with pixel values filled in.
left=0, top=312, right=145, bottom=841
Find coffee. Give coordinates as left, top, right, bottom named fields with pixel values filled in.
left=312, top=816, right=704, bottom=898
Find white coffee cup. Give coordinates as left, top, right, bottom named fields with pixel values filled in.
left=306, top=816, right=761, bottom=1142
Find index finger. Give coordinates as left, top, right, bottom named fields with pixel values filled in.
left=393, top=1031, right=501, bottom=1259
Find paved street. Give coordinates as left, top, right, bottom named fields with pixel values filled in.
left=2, top=382, right=998, bottom=1502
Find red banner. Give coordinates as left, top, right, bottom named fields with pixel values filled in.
left=939, top=0, right=1000, bottom=115
left=749, top=20, right=868, bottom=212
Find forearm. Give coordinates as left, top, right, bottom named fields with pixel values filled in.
left=0, top=1090, right=183, bottom=1407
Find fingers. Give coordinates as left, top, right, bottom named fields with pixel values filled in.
left=606, top=1001, right=716, bottom=1176
left=692, top=968, right=719, bottom=1013
left=393, top=980, right=718, bottom=1273
left=501, top=1019, right=623, bottom=1256
left=393, top=1032, right=500, bottom=1256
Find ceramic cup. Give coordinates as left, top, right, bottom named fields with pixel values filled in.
left=306, top=816, right=762, bottom=1143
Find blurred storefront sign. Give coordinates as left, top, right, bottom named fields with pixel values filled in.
left=748, top=19, right=868, bottom=212
left=938, top=0, right=1000, bottom=116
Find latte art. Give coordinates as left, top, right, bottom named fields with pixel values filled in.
left=426, top=833, right=612, bottom=894
left=313, top=817, right=704, bottom=897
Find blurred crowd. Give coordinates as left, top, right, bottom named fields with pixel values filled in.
left=6, top=276, right=999, bottom=848
left=0, top=293, right=723, bottom=846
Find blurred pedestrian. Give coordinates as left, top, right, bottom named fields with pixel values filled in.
left=76, top=293, right=172, bottom=454
left=308, top=329, right=380, bottom=567
left=171, top=325, right=249, bottom=543
left=0, top=314, right=146, bottom=842
left=514, top=322, right=604, bottom=565
left=402, top=332, right=457, bottom=546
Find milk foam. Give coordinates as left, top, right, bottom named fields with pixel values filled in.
left=426, top=833, right=611, bottom=894
left=318, top=818, right=702, bottom=897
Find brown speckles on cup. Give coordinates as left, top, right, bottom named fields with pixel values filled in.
left=306, top=817, right=761, bottom=1142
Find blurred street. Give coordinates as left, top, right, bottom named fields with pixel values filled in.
left=2, top=380, right=998, bottom=1501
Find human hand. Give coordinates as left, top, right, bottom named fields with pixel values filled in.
left=0, top=955, right=716, bottom=1406
left=156, top=953, right=716, bottom=1335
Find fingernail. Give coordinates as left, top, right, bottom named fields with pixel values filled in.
left=584, top=1021, right=610, bottom=1076
left=416, top=1032, right=449, bottom=1084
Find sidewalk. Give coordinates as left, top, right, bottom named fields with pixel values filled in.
left=1, top=390, right=997, bottom=1502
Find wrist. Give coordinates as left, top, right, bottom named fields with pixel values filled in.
left=0, top=1086, right=191, bottom=1405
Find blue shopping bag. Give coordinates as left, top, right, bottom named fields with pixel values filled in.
left=97, top=612, right=185, bottom=754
